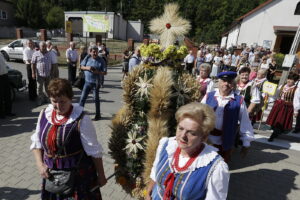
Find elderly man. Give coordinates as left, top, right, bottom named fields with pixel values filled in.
left=23, top=39, right=37, bottom=101
left=201, top=71, right=254, bottom=162
left=184, top=50, right=195, bottom=74
left=128, top=48, right=141, bottom=72
left=79, top=46, right=106, bottom=121
left=46, top=40, right=60, bottom=78
left=66, top=41, right=78, bottom=84
left=31, top=41, right=53, bottom=106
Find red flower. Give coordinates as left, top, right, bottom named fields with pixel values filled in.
left=166, top=23, right=171, bottom=29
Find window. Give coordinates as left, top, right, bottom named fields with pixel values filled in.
left=295, top=2, right=300, bottom=15
left=0, top=10, right=7, bottom=20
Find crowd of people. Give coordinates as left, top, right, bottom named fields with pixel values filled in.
left=0, top=38, right=299, bottom=199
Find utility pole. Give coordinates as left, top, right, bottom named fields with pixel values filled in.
left=278, top=23, right=300, bottom=86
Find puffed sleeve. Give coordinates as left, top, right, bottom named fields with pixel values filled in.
left=30, top=110, right=44, bottom=150
left=150, top=137, right=169, bottom=182
left=206, top=80, right=215, bottom=94
left=250, top=86, right=261, bottom=104
left=79, top=115, right=103, bottom=158
left=239, top=101, right=255, bottom=147
left=205, top=160, right=229, bottom=200
left=293, top=87, right=300, bottom=112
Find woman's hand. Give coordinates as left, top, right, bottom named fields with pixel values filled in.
left=97, top=175, right=107, bottom=187
left=37, top=163, right=49, bottom=179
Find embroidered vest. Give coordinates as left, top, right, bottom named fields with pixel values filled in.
left=238, top=82, right=253, bottom=107
left=199, top=80, right=209, bottom=96
left=39, top=111, right=84, bottom=169
left=152, top=141, right=220, bottom=200
left=206, top=91, right=242, bottom=151
left=279, top=84, right=297, bottom=102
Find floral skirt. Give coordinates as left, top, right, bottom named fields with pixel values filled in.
left=41, top=165, right=101, bottom=200
left=266, top=100, right=294, bottom=130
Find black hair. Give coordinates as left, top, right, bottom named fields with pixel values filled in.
left=287, top=72, right=299, bottom=82
left=239, top=67, right=251, bottom=74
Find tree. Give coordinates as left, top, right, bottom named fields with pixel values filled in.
left=46, top=6, right=65, bottom=29
left=14, top=0, right=43, bottom=28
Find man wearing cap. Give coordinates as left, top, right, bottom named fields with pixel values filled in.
left=201, top=71, right=254, bottom=162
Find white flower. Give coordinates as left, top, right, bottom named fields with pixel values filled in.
left=124, top=131, right=145, bottom=155
left=135, top=74, right=153, bottom=98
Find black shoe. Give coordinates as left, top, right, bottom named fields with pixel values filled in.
left=93, top=115, right=101, bottom=121
left=292, top=129, right=300, bottom=134
left=6, top=113, right=16, bottom=117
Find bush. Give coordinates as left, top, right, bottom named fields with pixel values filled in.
left=274, top=53, right=285, bottom=67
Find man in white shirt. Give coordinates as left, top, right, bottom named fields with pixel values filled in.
left=201, top=71, right=254, bottom=162
left=184, top=50, right=195, bottom=74
left=66, top=41, right=78, bottom=84
left=128, top=48, right=141, bottom=72
left=204, top=49, right=213, bottom=63
left=46, top=40, right=60, bottom=79
left=23, top=39, right=37, bottom=101
left=230, top=50, right=240, bottom=71
left=0, top=53, right=15, bottom=118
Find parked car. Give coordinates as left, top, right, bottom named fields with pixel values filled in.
left=6, top=64, right=26, bottom=101
left=0, top=39, right=39, bottom=61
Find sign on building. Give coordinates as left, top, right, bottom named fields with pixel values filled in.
left=65, top=21, right=72, bottom=33
left=83, top=14, right=110, bottom=33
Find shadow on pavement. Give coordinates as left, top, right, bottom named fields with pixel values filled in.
left=0, top=93, right=40, bottom=137
left=0, top=187, right=40, bottom=200
left=229, top=143, right=289, bottom=170
left=228, top=169, right=298, bottom=200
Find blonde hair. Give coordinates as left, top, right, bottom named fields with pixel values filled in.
left=175, top=103, right=215, bottom=140
left=200, top=63, right=211, bottom=73
left=258, top=69, right=267, bottom=76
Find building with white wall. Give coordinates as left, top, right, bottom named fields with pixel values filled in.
left=221, top=0, right=300, bottom=53
left=64, top=11, right=144, bottom=41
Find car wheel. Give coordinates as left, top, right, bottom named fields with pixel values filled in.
left=1, top=51, right=9, bottom=61
left=10, top=86, right=16, bottom=102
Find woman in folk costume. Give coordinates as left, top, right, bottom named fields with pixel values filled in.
left=266, top=72, right=300, bottom=142
left=30, top=78, right=106, bottom=199
left=252, top=69, right=268, bottom=124
left=146, top=103, right=229, bottom=200
left=236, top=67, right=262, bottom=116
left=196, top=63, right=214, bottom=98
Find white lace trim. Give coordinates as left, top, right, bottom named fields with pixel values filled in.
left=44, top=103, right=83, bottom=124
left=165, top=137, right=219, bottom=173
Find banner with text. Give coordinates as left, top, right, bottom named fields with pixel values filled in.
left=83, top=14, right=109, bottom=32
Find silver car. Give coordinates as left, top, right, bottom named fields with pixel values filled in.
left=0, top=39, right=39, bottom=61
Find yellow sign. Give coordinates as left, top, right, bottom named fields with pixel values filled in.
left=263, top=81, right=278, bottom=96
left=83, top=14, right=110, bottom=32
left=65, top=21, right=72, bottom=33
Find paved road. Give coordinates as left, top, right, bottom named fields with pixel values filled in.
left=1, top=61, right=300, bottom=199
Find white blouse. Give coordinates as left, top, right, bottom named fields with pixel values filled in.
left=30, top=103, right=103, bottom=158
left=201, top=89, right=255, bottom=147
left=150, top=137, right=229, bottom=200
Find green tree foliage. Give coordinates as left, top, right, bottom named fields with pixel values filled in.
left=46, top=7, right=65, bottom=29
left=12, top=0, right=268, bottom=42
left=14, top=0, right=43, bottom=28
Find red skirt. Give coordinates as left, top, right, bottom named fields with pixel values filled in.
left=266, top=100, right=294, bottom=130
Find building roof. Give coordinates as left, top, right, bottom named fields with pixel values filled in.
left=222, top=0, right=274, bottom=36
left=236, top=0, right=274, bottom=21
left=64, top=11, right=115, bottom=15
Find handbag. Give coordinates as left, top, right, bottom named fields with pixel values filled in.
left=45, top=113, right=84, bottom=195
left=74, top=70, right=85, bottom=90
